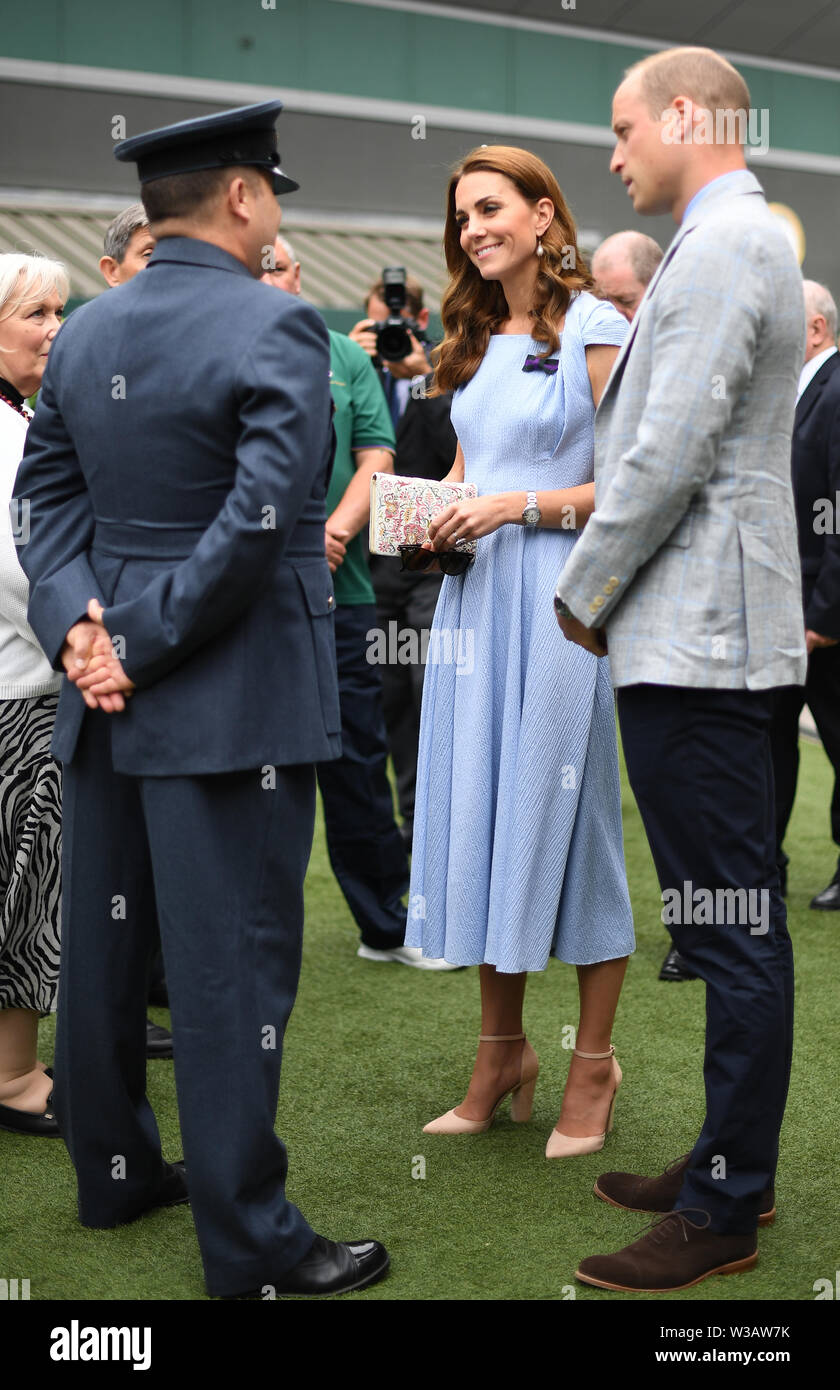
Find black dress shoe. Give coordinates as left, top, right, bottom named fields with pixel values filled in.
left=658, top=946, right=698, bottom=982
left=97, top=1160, right=189, bottom=1229
left=0, top=1088, right=61, bottom=1137
left=145, top=1160, right=188, bottom=1214
left=147, top=981, right=170, bottom=1008
left=810, top=868, right=840, bottom=910
left=146, top=1018, right=173, bottom=1058
left=226, top=1234, right=390, bottom=1299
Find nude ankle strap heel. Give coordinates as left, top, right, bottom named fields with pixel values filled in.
left=545, top=1044, right=622, bottom=1159
left=509, top=1067, right=538, bottom=1123
left=423, top=1034, right=539, bottom=1134
left=480, top=1034, right=537, bottom=1124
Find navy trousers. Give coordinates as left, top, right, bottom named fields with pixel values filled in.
left=55, top=709, right=316, bottom=1297
left=316, top=603, right=408, bottom=950
left=617, top=684, right=795, bottom=1234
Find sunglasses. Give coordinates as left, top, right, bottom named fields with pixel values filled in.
left=399, top=544, right=474, bottom=577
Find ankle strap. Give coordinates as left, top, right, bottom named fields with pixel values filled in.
left=478, top=1033, right=525, bottom=1042
left=573, top=1045, right=615, bottom=1060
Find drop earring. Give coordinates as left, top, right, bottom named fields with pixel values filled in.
left=536, top=238, right=544, bottom=258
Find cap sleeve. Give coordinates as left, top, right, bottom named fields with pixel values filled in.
left=579, top=295, right=629, bottom=349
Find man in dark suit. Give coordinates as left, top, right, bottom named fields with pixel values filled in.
left=770, top=279, right=840, bottom=908
left=351, top=280, right=457, bottom=850
left=368, top=381, right=458, bottom=849
left=14, top=102, right=389, bottom=1299
left=263, top=240, right=456, bottom=971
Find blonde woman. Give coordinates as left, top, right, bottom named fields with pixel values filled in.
left=0, top=253, right=67, bottom=1135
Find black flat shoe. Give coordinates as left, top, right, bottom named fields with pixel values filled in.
left=658, top=946, right=698, bottom=982
left=0, top=1089, right=61, bottom=1137
left=810, top=869, right=840, bottom=910
left=153, top=1159, right=188, bottom=1204
left=145, top=1159, right=188, bottom=1214
left=225, top=1234, right=390, bottom=1299
left=146, top=1018, right=174, bottom=1059
left=93, top=1159, right=189, bottom=1229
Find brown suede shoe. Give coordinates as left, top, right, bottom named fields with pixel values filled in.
left=576, top=1210, right=758, bottom=1292
left=594, top=1154, right=776, bottom=1226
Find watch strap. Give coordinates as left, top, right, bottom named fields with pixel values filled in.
left=522, top=491, right=540, bottom=526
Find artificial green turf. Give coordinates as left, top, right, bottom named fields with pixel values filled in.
left=2, top=738, right=837, bottom=1301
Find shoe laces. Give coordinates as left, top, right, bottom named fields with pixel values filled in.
left=636, top=1209, right=711, bottom=1245
left=663, top=1153, right=692, bottom=1175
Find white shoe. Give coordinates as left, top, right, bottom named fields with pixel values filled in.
left=356, top=944, right=463, bottom=972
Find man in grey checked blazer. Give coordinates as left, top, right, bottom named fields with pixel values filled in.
left=555, top=47, right=807, bottom=1292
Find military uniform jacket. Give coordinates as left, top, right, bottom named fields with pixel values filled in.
left=559, top=171, right=808, bottom=691
left=15, top=236, right=341, bottom=774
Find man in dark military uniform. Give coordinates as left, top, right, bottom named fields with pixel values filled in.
left=15, top=102, right=389, bottom=1299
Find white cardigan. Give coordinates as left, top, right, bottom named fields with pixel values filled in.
left=0, top=398, right=62, bottom=697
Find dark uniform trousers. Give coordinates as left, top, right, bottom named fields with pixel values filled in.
left=56, top=710, right=316, bottom=1297
left=617, top=684, right=795, bottom=1234
left=769, top=645, right=840, bottom=869
left=316, top=604, right=408, bottom=949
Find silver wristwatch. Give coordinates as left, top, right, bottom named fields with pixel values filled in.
left=522, top=491, right=541, bottom=527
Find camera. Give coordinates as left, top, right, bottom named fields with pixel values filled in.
left=371, top=267, right=425, bottom=362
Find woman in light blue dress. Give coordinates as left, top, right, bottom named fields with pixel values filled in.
left=405, top=146, right=635, bottom=1156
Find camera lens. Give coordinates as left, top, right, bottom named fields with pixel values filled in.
left=376, top=321, right=411, bottom=361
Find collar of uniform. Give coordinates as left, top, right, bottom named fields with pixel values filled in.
left=681, top=168, right=764, bottom=231
left=146, top=235, right=255, bottom=278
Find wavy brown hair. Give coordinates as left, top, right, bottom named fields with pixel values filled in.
left=432, top=146, right=593, bottom=394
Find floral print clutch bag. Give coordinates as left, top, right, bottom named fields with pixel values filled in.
left=368, top=472, right=478, bottom=557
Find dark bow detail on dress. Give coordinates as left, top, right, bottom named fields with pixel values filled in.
left=522, top=354, right=559, bottom=375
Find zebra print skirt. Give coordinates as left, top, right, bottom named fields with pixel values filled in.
left=0, top=693, right=61, bottom=1012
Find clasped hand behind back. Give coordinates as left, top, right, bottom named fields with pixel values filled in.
left=60, top=599, right=136, bottom=713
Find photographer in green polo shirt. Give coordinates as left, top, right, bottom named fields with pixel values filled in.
left=323, top=329, right=394, bottom=607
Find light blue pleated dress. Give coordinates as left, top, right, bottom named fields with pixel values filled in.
left=405, top=291, right=635, bottom=972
